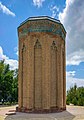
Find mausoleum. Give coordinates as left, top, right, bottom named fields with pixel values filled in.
left=18, top=16, right=66, bottom=112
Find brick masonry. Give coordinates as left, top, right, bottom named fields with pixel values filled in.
left=18, top=16, right=66, bottom=113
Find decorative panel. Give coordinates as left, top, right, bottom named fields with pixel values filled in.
left=34, top=40, right=42, bottom=109
left=19, top=20, right=65, bottom=40
left=62, top=50, right=66, bottom=107
left=21, top=43, right=26, bottom=107
left=50, top=41, right=57, bottom=107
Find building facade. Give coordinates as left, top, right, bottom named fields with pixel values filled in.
left=18, top=16, right=66, bottom=112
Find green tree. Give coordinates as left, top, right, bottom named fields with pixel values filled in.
left=66, top=84, right=84, bottom=106
left=0, top=60, right=18, bottom=103
left=11, top=69, right=18, bottom=102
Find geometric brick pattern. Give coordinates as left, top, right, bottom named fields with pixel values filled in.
left=18, top=16, right=66, bottom=113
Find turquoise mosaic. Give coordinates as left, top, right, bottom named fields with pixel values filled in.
left=19, top=21, right=66, bottom=40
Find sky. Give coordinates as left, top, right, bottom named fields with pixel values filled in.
left=0, top=0, right=84, bottom=90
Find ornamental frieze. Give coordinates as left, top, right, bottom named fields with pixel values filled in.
left=19, top=20, right=65, bottom=40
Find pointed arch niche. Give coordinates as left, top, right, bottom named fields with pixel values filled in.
left=50, top=41, right=57, bottom=108
left=21, top=43, right=26, bottom=107
left=62, top=48, right=66, bottom=108
left=34, top=39, right=42, bottom=109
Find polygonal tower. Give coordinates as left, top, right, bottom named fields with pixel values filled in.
left=18, top=16, right=66, bottom=113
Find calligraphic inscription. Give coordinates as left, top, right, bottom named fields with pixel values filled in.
left=19, top=20, right=65, bottom=40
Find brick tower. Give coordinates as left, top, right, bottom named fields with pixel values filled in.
left=18, top=16, right=66, bottom=113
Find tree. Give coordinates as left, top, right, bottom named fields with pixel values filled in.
left=66, top=84, right=84, bottom=106
left=11, top=69, right=18, bottom=102
left=0, top=60, right=18, bottom=103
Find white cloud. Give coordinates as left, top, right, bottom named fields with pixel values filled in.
left=0, top=46, right=18, bottom=70
left=14, top=47, right=18, bottom=56
left=66, top=71, right=76, bottom=77
left=16, top=51, right=18, bottom=56
left=66, top=71, right=84, bottom=90
left=50, top=5, right=59, bottom=18
left=0, top=2, right=15, bottom=17
left=66, top=49, right=84, bottom=65
left=59, top=0, right=84, bottom=65
left=33, top=0, right=45, bottom=8
left=5, top=58, right=18, bottom=70
left=0, top=46, right=7, bottom=60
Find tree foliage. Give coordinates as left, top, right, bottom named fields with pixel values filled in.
left=66, top=84, right=84, bottom=106
left=0, top=60, right=18, bottom=103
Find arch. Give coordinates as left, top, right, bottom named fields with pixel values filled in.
left=34, top=39, right=42, bottom=109
left=50, top=41, right=57, bottom=108
left=62, top=49, right=66, bottom=108
left=21, top=43, right=26, bottom=107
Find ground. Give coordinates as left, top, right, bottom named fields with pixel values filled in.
left=0, top=105, right=17, bottom=120
left=0, top=105, right=84, bottom=120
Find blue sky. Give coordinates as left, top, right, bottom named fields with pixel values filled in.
left=0, top=0, right=84, bottom=90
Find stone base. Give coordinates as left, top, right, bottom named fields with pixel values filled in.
left=16, top=107, right=66, bottom=113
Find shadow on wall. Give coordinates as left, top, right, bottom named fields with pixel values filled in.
left=5, top=111, right=75, bottom=120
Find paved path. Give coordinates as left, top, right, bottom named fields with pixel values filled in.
left=0, top=105, right=17, bottom=120
left=5, top=111, right=75, bottom=120
left=0, top=105, right=84, bottom=120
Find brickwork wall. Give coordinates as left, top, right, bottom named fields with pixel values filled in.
left=18, top=18, right=66, bottom=112
left=34, top=40, right=42, bottom=109
left=50, top=42, right=57, bottom=107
